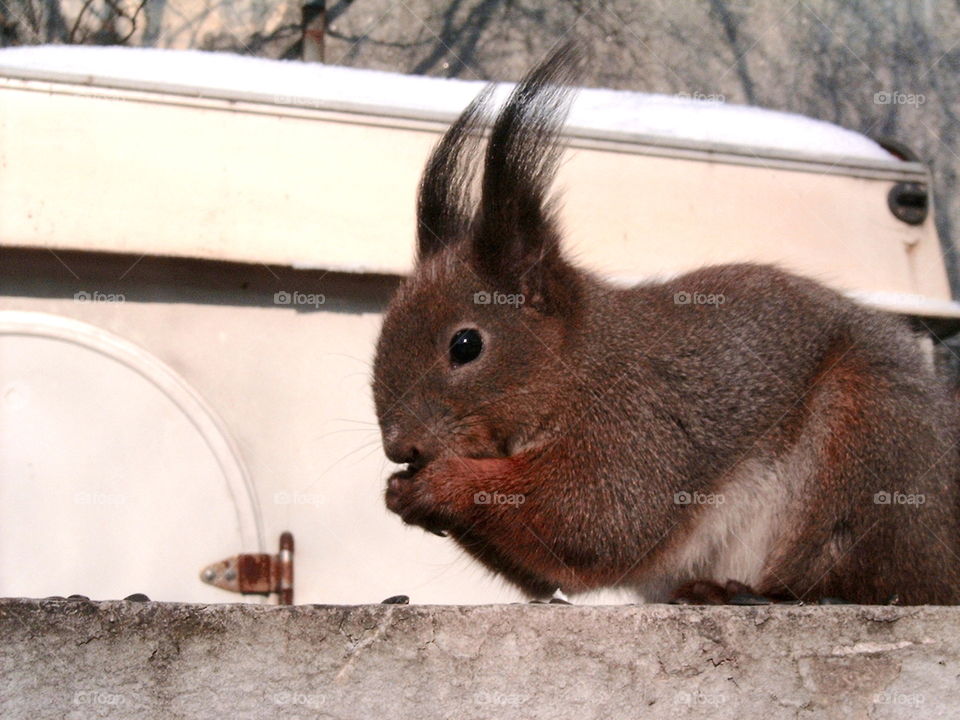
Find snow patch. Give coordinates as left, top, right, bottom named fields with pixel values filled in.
left=0, top=45, right=894, bottom=161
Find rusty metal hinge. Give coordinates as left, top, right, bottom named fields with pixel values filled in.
left=200, top=531, right=294, bottom=604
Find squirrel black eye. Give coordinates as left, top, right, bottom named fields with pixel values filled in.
left=449, top=328, right=483, bottom=365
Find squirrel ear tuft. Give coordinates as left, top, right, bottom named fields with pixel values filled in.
left=470, top=42, right=581, bottom=310
left=416, top=87, right=492, bottom=260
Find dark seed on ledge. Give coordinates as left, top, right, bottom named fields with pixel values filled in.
left=124, top=593, right=150, bottom=602
left=381, top=595, right=409, bottom=605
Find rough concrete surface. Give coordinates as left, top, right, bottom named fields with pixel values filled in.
left=1, top=598, right=958, bottom=719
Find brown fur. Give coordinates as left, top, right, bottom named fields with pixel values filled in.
left=372, top=47, right=960, bottom=604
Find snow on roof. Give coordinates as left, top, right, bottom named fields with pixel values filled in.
left=0, top=45, right=893, bottom=162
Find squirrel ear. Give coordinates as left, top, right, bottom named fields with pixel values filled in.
left=416, top=87, right=492, bottom=260
left=470, top=43, right=580, bottom=311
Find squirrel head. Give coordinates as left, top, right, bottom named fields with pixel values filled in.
left=373, top=46, right=585, bottom=469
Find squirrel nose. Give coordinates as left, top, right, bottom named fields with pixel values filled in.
left=385, top=442, right=418, bottom=465
left=383, top=433, right=435, bottom=466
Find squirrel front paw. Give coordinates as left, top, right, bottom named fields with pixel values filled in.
left=385, top=465, right=456, bottom=535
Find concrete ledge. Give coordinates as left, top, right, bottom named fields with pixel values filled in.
left=1, top=599, right=958, bottom=719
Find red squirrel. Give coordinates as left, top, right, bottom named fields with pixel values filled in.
left=372, top=46, right=960, bottom=604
